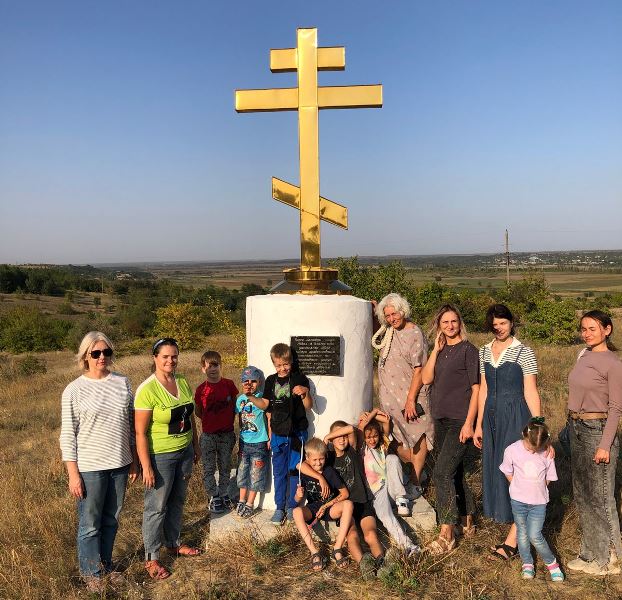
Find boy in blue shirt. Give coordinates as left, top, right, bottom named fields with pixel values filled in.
left=235, top=366, right=269, bottom=518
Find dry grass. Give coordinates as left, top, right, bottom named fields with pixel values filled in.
left=2, top=329, right=622, bottom=599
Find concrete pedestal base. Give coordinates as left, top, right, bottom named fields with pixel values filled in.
left=245, top=294, right=373, bottom=509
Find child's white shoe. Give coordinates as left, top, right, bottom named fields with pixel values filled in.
left=396, top=496, right=411, bottom=516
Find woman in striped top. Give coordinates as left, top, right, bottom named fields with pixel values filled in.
left=473, top=304, right=542, bottom=561
left=60, top=331, right=138, bottom=593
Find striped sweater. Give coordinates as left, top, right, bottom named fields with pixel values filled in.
left=60, top=372, right=134, bottom=472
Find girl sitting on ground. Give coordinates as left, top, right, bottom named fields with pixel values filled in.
left=359, top=410, right=420, bottom=556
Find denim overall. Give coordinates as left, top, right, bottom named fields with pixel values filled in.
left=482, top=348, right=531, bottom=523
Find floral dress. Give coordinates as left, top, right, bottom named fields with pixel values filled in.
left=378, top=325, right=434, bottom=450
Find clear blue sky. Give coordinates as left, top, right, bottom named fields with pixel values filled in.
left=1, top=1, right=621, bottom=264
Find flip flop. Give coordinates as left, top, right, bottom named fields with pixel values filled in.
left=488, top=543, right=518, bottom=561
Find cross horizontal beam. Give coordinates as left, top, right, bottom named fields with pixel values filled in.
left=272, top=177, right=348, bottom=230
left=270, top=47, right=345, bottom=72
left=235, top=85, right=382, bottom=113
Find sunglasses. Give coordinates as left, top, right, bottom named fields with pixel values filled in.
left=90, top=348, right=113, bottom=359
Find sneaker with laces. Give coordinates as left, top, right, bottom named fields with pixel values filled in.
left=236, top=501, right=245, bottom=515
left=270, top=508, right=286, bottom=524
left=240, top=504, right=254, bottom=518
left=521, top=563, right=535, bottom=579
left=396, top=496, right=411, bottom=516
left=209, top=496, right=225, bottom=514
left=286, top=507, right=295, bottom=522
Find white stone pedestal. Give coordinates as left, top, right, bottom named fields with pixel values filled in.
left=245, top=294, right=373, bottom=509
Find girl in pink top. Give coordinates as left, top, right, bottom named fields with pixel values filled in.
left=499, top=418, right=563, bottom=582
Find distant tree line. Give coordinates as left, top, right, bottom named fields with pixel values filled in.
left=330, top=257, right=622, bottom=346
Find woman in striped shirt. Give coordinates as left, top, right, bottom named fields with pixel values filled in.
left=473, top=304, right=542, bottom=561
left=60, top=331, right=138, bottom=593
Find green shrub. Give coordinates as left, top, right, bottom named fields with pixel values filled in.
left=0, top=307, right=71, bottom=353
left=57, top=302, right=76, bottom=315
left=17, top=355, right=47, bottom=376
left=522, top=300, right=578, bottom=345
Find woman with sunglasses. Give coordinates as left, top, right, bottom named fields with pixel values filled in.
left=60, top=331, right=138, bottom=593
left=134, top=338, right=201, bottom=581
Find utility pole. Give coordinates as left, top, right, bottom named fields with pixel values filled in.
left=505, top=229, right=510, bottom=286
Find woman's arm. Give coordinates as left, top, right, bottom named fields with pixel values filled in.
left=192, top=416, right=200, bottom=463
left=473, top=375, right=487, bottom=449
left=64, top=461, right=84, bottom=498
left=523, top=375, right=541, bottom=417
left=460, top=383, right=480, bottom=443
left=135, top=410, right=155, bottom=488
left=404, top=367, right=423, bottom=420
left=421, top=332, right=444, bottom=385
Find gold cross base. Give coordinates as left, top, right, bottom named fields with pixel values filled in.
left=269, top=268, right=352, bottom=295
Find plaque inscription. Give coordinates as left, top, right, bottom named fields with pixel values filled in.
left=290, top=335, right=341, bottom=376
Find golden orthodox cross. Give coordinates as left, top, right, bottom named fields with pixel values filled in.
left=235, top=28, right=382, bottom=277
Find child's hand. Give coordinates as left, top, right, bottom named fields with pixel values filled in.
left=318, top=476, right=330, bottom=499
left=315, top=503, right=327, bottom=520
left=295, top=484, right=304, bottom=501
left=292, top=385, right=308, bottom=397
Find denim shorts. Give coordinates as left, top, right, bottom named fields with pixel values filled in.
left=237, top=440, right=269, bottom=492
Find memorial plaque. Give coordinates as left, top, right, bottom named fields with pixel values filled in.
left=290, top=335, right=341, bottom=376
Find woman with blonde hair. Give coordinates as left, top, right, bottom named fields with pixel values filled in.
left=372, top=292, right=434, bottom=504
left=60, top=331, right=138, bottom=592
left=421, top=304, right=479, bottom=554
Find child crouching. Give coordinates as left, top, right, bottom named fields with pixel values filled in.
left=499, top=418, right=564, bottom=582
left=293, top=437, right=354, bottom=572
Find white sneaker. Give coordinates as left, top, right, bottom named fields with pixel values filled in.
left=396, top=497, right=411, bottom=516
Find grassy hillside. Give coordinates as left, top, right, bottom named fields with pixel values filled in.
left=1, top=329, right=622, bottom=599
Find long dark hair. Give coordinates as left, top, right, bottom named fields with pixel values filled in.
left=581, top=310, right=617, bottom=351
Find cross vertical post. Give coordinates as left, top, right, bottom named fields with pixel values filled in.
left=235, top=28, right=382, bottom=293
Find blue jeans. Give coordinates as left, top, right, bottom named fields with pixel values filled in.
left=237, top=440, right=269, bottom=492
left=271, top=430, right=308, bottom=510
left=77, top=464, right=130, bottom=577
left=510, top=499, right=555, bottom=565
left=142, top=445, right=193, bottom=560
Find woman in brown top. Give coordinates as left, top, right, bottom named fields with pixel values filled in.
left=372, top=293, right=434, bottom=501
left=566, top=310, right=622, bottom=576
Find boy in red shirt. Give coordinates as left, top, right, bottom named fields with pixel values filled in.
left=194, top=350, right=239, bottom=514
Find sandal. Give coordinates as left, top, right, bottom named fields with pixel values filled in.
left=488, top=543, right=518, bottom=561
left=332, top=547, right=349, bottom=569
left=165, top=544, right=201, bottom=557
left=145, top=560, right=171, bottom=580
left=454, top=524, right=477, bottom=538
left=310, top=552, right=327, bottom=572
left=425, top=536, right=456, bottom=556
